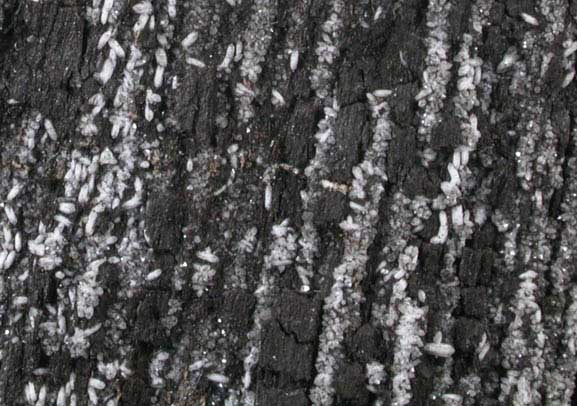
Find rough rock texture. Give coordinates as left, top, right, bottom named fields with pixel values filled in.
left=1, top=1, right=577, bottom=406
